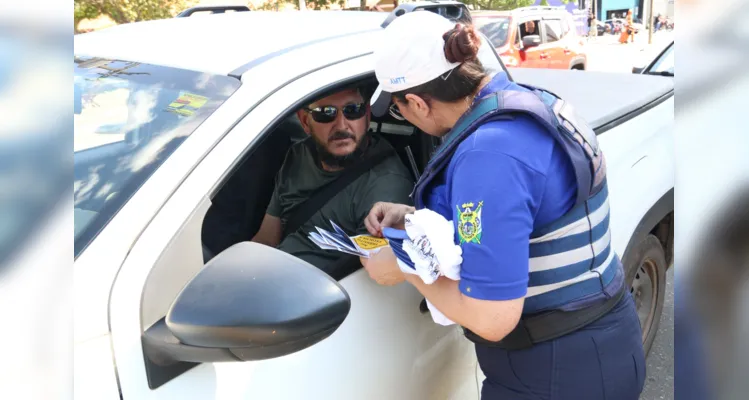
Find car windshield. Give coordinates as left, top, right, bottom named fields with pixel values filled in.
left=648, top=44, right=674, bottom=76
left=474, top=17, right=511, bottom=47
left=74, top=57, right=240, bottom=257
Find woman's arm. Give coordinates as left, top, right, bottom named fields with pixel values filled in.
left=404, top=274, right=524, bottom=342
left=361, top=247, right=523, bottom=342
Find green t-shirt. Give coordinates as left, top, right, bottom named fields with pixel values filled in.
left=267, top=134, right=414, bottom=278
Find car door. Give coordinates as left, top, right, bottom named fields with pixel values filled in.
left=559, top=16, right=577, bottom=65
left=540, top=18, right=565, bottom=69
left=107, top=53, right=479, bottom=400
left=517, top=19, right=548, bottom=68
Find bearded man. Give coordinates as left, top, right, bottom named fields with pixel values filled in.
left=252, top=87, right=413, bottom=278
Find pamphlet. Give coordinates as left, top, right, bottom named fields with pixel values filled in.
left=308, top=220, right=390, bottom=258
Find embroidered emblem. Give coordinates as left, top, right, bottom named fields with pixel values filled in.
left=457, top=201, right=483, bottom=244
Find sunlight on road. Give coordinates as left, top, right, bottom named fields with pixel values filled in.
left=585, top=31, right=674, bottom=73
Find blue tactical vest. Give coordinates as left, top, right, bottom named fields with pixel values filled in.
left=413, top=84, right=622, bottom=315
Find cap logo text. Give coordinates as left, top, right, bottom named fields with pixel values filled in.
left=390, top=77, right=406, bottom=85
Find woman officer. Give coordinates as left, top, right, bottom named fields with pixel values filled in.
left=360, top=11, right=646, bottom=400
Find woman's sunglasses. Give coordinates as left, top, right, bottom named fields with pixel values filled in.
left=304, top=103, right=367, bottom=124
left=389, top=103, right=405, bottom=121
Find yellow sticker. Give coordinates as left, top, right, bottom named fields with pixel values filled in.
left=352, top=235, right=389, bottom=251
left=167, top=92, right=209, bottom=117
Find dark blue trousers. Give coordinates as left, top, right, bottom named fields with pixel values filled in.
left=476, top=292, right=646, bottom=399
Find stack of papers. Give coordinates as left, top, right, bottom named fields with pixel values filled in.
left=308, top=220, right=390, bottom=258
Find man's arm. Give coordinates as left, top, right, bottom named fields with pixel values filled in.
left=252, top=177, right=284, bottom=247
left=251, top=213, right=282, bottom=247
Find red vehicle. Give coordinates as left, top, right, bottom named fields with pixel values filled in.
left=473, top=6, right=587, bottom=70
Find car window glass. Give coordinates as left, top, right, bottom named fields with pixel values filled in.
left=543, top=19, right=563, bottom=42
left=476, top=33, right=503, bottom=74
left=73, top=57, right=240, bottom=256
left=475, top=17, right=510, bottom=48
left=649, top=44, right=674, bottom=75
left=561, top=17, right=570, bottom=36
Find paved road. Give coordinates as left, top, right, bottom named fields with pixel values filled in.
left=584, top=31, right=674, bottom=73
left=641, top=267, right=674, bottom=400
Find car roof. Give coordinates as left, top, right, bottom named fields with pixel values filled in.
left=74, top=11, right=387, bottom=76
left=472, top=7, right=571, bottom=20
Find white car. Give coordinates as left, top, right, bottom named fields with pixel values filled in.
left=71, top=6, right=674, bottom=400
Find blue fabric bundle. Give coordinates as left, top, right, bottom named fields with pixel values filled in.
left=382, top=227, right=415, bottom=270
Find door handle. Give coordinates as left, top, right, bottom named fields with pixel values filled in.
left=564, top=48, right=571, bottom=55
left=540, top=53, right=549, bottom=59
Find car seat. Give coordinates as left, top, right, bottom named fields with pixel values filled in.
left=201, top=115, right=306, bottom=260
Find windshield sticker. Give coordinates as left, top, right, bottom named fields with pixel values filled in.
left=166, top=92, right=208, bottom=116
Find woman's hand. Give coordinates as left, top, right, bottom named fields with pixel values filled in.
left=364, top=202, right=415, bottom=237
left=360, top=247, right=405, bottom=286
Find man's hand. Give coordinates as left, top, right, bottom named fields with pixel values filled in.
left=251, top=214, right=282, bottom=247
left=360, top=247, right=405, bottom=286
left=364, top=202, right=415, bottom=237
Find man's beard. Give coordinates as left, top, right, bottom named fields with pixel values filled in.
left=311, top=130, right=369, bottom=169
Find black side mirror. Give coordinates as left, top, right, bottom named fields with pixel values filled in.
left=632, top=66, right=645, bottom=74
left=142, top=242, right=351, bottom=389
left=522, top=35, right=541, bottom=48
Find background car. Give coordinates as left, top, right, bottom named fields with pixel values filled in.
left=473, top=6, right=587, bottom=70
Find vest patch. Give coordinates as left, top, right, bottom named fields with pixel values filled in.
left=457, top=201, right=483, bottom=244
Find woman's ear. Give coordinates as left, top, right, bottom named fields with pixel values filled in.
left=404, top=93, right=430, bottom=118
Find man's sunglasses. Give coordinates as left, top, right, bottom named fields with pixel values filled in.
left=304, top=103, right=367, bottom=123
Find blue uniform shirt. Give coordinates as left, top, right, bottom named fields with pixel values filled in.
left=423, top=72, right=578, bottom=301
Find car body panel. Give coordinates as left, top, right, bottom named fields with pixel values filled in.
left=74, top=12, right=386, bottom=75
left=106, top=54, right=479, bottom=400
left=510, top=68, right=673, bottom=129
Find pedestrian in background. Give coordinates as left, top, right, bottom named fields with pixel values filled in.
left=588, top=10, right=597, bottom=40
left=619, top=9, right=635, bottom=44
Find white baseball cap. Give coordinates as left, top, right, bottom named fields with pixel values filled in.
left=370, top=11, right=461, bottom=117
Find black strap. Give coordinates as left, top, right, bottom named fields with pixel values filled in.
left=464, top=286, right=626, bottom=350
left=282, top=143, right=396, bottom=238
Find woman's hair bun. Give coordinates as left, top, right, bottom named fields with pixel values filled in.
left=442, top=23, right=480, bottom=64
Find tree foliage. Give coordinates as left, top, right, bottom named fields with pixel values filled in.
left=460, top=0, right=574, bottom=11
left=467, top=0, right=532, bottom=11
left=75, top=0, right=196, bottom=32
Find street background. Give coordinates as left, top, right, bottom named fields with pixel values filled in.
left=585, top=29, right=674, bottom=73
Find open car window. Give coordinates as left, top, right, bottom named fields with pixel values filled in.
left=74, top=56, right=240, bottom=257
left=648, top=44, right=674, bottom=76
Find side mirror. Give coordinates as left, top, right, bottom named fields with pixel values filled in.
left=522, top=35, right=541, bottom=48
left=632, top=66, right=645, bottom=74
left=142, top=242, right=351, bottom=389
